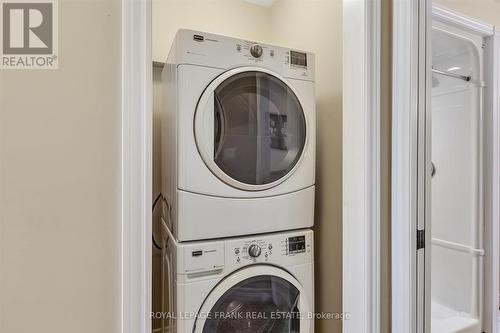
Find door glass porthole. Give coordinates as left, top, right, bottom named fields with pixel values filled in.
left=212, top=71, right=306, bottom=186
left=202, top=275, right=301, bottom=333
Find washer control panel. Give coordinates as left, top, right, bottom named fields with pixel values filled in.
left=232, top=238, right=273, bottom=264
left=288, top=235, right=306, bottom=254
left=228, top=230, right=313, bottom=266
left=177, top=230, right=313, bottom=277
left=248, top=244, right=262, bottom=257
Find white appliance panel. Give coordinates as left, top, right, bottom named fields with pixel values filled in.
left=166, top=229, right=315, bottom=333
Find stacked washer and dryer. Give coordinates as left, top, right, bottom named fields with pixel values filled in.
left=161, top=29, right=316, bottom=333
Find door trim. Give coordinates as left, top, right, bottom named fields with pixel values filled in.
left=392, top=1, right=428, bottom=331
left=433, top=5, right=495, bottom=37
left=121, top=0, right=152, bottom=332
left=483, top=28, right=499, bottom=333
left=342, top=0, right=381, bottom=332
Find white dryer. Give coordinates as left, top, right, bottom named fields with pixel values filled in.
left=164, top=227, right=315, bottom=333
left=162, top=29, right=316, bottom=241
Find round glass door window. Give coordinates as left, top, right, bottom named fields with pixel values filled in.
left=212, top=71, right=306, bottom=187
left=202, top=275, right=301, bottom=333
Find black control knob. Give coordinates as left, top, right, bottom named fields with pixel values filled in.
left=250, top=44, right=263, bottom=58
left=248, top=244, right=262, bottom=258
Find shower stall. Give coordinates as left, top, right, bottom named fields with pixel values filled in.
left=430, top=20, right=484, bottom=333
left=392, top=3, right=500, bottom=333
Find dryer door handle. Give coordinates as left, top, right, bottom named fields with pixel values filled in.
left=214, top=93, right=226, bottom=159
left=195, top=91, right=215, bottom=159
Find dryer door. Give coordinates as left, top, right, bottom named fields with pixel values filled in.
left=193, top=265, right=312, bottom=333
left=194, top=67, right=307, bottom=191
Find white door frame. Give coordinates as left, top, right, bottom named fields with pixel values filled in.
left=482, top=25, right=500, bottom=333
left=392, top=3, right=500, bottom=332
left=121, top=0, right=152, bottom=333
left=392, top=1, right=430, bottom=331
left=342, top=1, right=381, bottom=332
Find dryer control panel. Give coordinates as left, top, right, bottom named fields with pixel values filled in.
left=167, top=29, right=315, bottom=82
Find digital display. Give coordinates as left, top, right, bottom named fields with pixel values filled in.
left=290, top=51, right=307, bottom=67
left=288, top=236, right=306, bottom=254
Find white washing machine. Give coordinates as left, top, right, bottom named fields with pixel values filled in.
left=164, top=226, right=315, bottom=333
left=162, top=29, right=316, bottom=241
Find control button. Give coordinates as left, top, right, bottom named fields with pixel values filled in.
left=268, top=244, right=273, bottom=250
left=236, top=44, right=242, bottom=52
left=250, top=44, right=263, bottom=58
left=237, top=257, right=241, bottom=263
left=235, top=249, right=240, bottom=255
left=248, top=244, right=262, bottom=258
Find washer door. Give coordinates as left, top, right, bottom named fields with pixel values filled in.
left=194, top=67, right=307, bottom=191
left=193, top=266, right=312, bottom=333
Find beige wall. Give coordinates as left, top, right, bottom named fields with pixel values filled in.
left=153, top=0, right=344, bottom=332
left=0, top=1, right=121, bottom=332
left=267, top=1, right=343, bottom=332
left=152, top=67, right=164, bottom=330
left=153, top=0, right=272, bottom=62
